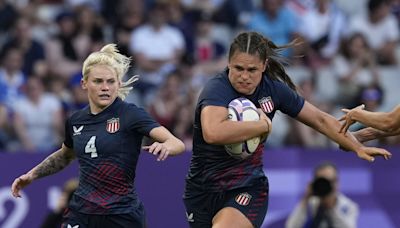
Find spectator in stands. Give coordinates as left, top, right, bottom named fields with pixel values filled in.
left=347, top=0, right=399, bottom=65
left=286, top=161, right=359, bottom=228
left=129, top=1, right=185, bottom=106
left=74, top=4, right=105, bottom=50
left=246, top=0, right=299, bottom=58
left=285, top=79, right=331, bottom=147
left=332, top=33, right=380, bottom=107
left=0, top=47, right=26, bottom=109
left=12, top=77, right=63, bottom=152
left=113, top=0, right=145, bottom=57
left=46, top=11, right=87, bottom=79
left=0, top=0, right=19, bottom=42
left=148, top=72, right=183, bottom=131
left=2, top=17, right=47, bottom=77
left=191, top=11, right=227, bottom=77
left=297, top=0, right=347, bottom=68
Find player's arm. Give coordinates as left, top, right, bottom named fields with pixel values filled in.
left=296, top=101, right=391, bottom=162
left=352, top=126, right=400, bottom=143
left=11, top=144, right=76, bottom=198
left=340, top=105, right=400, bottom=133
left=201, top=105, right=271, bottom=145
left=144, top=126, right=185, bottom=161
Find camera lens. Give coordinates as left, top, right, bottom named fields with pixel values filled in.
left=312, top=177, right=333, bottom=197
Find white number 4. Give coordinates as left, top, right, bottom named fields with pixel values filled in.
left=85, top=136, right=98, bottom=158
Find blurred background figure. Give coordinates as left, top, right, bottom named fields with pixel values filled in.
left=0, top=47, right=26, bottom=109
left=40, top=178, right=79, bottom=228
left=297, top=0, right=347, bottom=68
left=347, top=0, right=399, bottom=65
left=284, top=78, right=332, bottom=148
left=332, top=33, right=380, bottom=107
left=285, top=161, right=359, bottom=228
left=2, top=16, right=47, bottom=77
left=128, top=0, right=185, bottom=107
left=45, top=10, right=87, bottom=79
left=12, top=76, right=63, bottom=152
left=246, top=0, right=299, bottom=58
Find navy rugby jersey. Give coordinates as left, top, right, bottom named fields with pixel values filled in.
left=185, top=69, right=305, bottom=193
left=64, top=98, right=159, bottom=214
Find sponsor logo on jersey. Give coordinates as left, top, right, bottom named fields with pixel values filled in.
left=67, top=224, right=79, bottom=228
left=258, top=96, right=274, bottom=113
left=73, top=126, right=84, bottom=136
left=235, top=192, right=252, bottom=206
left=186, top=212, right=194, bottom=222
left=106, top=118, right=120, bottom=133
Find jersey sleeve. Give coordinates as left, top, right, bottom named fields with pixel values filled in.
left=274, top=80, right=305, bottom=117
left=126, top=104, right=160, bottom=136
left=64, top=117, right=73, bottom=148
left=198, top=77, right=234, bottom=108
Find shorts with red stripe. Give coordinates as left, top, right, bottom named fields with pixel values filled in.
left=183, top=179, right=269, bottom=228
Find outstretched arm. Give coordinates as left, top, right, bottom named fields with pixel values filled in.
left=352, top=127, right=400, bottom=143
left=296, top=101, right=391, bottom=162
left=11, top=144, right=76, bottom=198
left=340, top=105, right=400, bottom=134
left=143, top=126, right=186, bottom=161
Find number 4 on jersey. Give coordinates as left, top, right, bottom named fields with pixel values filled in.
left=85, top=136, right=98, bottom=158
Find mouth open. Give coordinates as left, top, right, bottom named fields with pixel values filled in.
left=99, top=94, right=110, bottom=99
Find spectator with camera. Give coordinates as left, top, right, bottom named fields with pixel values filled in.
left=285, top=161, right=359, bottom=228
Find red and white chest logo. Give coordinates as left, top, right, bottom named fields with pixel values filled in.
left=258, top=96, right=274, bottom=113
left=235, top=192, right=252, bottom=206
left=106, top=118, right=120, bottom=133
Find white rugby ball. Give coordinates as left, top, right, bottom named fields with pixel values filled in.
left=225, top=97, right=261, bottom=159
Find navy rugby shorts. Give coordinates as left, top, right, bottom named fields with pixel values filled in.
left=183, top=180, right=269, bottom=228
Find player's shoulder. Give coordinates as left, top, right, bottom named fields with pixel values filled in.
left=67, top=106, right=89, bottom=123
left=204, top=70, right=231, bottom=91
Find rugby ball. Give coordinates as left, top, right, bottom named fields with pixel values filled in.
left=225, top=98, right=261, bottom=159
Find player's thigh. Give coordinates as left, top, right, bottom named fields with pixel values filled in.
left=212, top=206, right=253, bottom=228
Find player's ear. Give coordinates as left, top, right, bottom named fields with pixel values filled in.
left=81, top=79, right=87, bottom=90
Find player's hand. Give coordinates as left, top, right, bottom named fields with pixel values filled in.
left=257, top=109, right=272, bottom=141
left=355, top=146, right=391, bottom=162
left=338, top=104, right=365, bottom=133
left=142, top=142, right=170, bottom=161
left=11, top=174, right=33, bottom=198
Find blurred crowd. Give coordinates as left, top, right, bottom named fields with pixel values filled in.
left=0, top=0, right=400, bottom=153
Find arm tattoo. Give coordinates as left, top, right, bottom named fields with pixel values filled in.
left=33, top=149, right=75, bottom=179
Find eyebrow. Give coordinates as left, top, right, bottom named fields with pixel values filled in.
left=234, top=65, right=258, bottom=71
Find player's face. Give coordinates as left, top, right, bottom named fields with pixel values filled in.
left=82, top=64, right=120, bottom=114
left=228, top=52, right=266, bottom=95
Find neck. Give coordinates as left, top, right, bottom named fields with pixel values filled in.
left=90, top=99, right=116, bottom=115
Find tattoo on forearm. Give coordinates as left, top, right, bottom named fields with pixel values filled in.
left=34, top=150, right=75, bottom=179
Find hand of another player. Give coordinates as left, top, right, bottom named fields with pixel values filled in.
left=355, top=146, right=391, bottom=162
left=339, top=104, right=365, bottom=133
left=142, top=142, right=170, bottom=161
left=11, top=173, right=33, bottom=198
